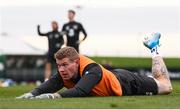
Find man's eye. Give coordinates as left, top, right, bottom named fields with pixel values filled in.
left=63, top=64, right=68, bottom=67
left=57, top=63, right=69, bottom=68
left=59, top=64, right=68, bottom=67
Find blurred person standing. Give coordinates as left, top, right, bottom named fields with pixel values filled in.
left=37, top=21, right=64, bottom=81
left=62, top=10, right=87, bottom=53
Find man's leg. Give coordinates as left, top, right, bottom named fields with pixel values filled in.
left=152, top=56, right=172, bottom=94
left=74, top=44, right=79, bottom=53
left=143, top=33, right=172, bottom=94
left=44, top=62, right=52, bottom=82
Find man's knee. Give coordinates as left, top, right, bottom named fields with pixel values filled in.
left=161, top=85, right=172, bottom=95
left=157, top=81, right=173, bottom=95
left=154, top=79, right=173, bottom=95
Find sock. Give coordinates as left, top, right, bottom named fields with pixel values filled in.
left=151, top=46, right=161, bottom=58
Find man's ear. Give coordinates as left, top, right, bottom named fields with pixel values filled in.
left=74, top=58, right=80, bottom=65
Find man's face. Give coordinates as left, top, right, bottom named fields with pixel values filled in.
left=52, top=22, right=58, bottom=30
left=56, top=58, right=79, bottom=80
left=68, top=12, right=75, bottom=21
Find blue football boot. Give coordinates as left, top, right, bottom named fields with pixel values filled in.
left=143, top=33, right=161, bottom=49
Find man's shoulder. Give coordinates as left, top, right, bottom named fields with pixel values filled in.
left=75, top=21, right=82, bottom=25
left=63, top=21, right=82, bottom=27
left=62, top=22, right=70, bottom=27
left=49, top=31, right=57, bottom=34
left=71, top=21, right=82, bottom=25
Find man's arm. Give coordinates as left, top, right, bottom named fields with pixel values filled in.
left=79, top=23, right=87, bottom=41
left=61, top=24, right=67, bottom=35
left=58, top=32, right=65, bottom=45
left=37, top=25, right=49, bottom=36
left=58, top=63, right=102, bottom=97
left=31, top=73, right=64, bottom=96
left=61, top=24, right=68, bottom=46
left=16, top=73, right=64, bottom=99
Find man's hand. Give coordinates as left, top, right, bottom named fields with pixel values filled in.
left=32, top=93, right=61, bottom=99
left=76, top=40, right=82, bottom=44
left=16, top=93, right=34, bottom=99
left=37, top=25, right=40, bottom=28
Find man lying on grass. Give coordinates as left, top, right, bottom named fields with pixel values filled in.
left=17, top=33, right=172, bottom=99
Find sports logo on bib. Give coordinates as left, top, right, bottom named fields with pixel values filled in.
left=49, top=34, right=53, bottom=39
left=55, top=34, right=59, bottom=38
left=65, top=26, right=70, bottom=30
left=68, top=29, right=75, bottom=37
left=73, top=25, right=78, bottom=30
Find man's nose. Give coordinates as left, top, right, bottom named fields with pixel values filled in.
left=59, top=66, right=65, bottom=72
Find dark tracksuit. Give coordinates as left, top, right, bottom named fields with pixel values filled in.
left=37, top=26, right=64, bottom=63
left=62, top=21, right=87, bottom=53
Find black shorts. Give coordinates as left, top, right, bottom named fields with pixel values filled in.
left=46, top=52, right=55, bottom=63
left=112, top=69, right=158, bottom=96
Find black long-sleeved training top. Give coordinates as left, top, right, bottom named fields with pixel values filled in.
left=37, top=26, right=64, bottom=54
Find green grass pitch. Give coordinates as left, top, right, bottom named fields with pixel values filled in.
left=90, top=57, right=180, bottom=69
left=0, top=57, right=180, bottom=108
left=0, top=81, right=180, bottom=109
